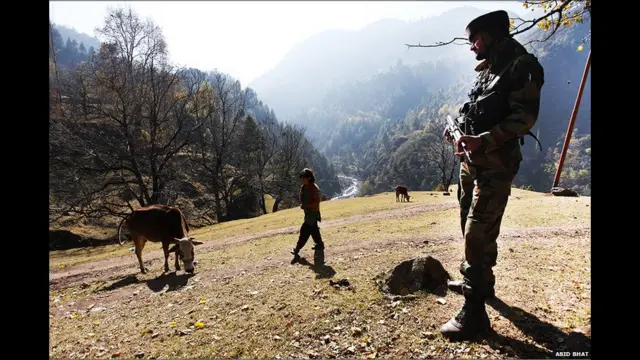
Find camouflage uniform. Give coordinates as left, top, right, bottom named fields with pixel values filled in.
left=441, top=10, right=545, bottom=339
left=292, top=182, right=324, bottom=254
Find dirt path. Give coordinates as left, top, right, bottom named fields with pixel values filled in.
left=49, top=223, right=590, bottom=319
left=50, top=194, right=591, bottom=359
left=50, top=202, right=456, bottom=287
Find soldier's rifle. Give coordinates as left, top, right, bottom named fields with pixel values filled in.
left=445, top=115, right=473, bottom=164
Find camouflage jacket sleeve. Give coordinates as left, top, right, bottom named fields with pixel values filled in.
left=479, top=54, right=545, bottom=151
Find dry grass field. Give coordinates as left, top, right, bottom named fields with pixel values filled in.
left=49, top=187, right=591, bottom=359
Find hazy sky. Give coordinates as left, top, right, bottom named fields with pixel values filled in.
left=50, top=1, right=526, bottom=86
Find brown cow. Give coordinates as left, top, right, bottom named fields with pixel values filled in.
left=118, top=205, right=203, bottom=274
left=395, top=185, right=411, bottom=202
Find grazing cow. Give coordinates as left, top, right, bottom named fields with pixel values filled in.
left=395, top=185, right=411, bottom=202
left=118, top=204, right=203, bottom=274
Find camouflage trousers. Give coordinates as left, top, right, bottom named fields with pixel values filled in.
left=456, top=160, right=517, bottom=298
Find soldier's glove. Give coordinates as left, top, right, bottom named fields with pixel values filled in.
left=443, top=128, right=454, bottom=143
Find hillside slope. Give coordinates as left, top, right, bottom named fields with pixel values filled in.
left=50, top=187, right=591, bottom=359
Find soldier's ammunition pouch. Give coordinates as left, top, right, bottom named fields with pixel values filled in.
left=464, top=91, right=510, bottom=136
left=461, top=54, right=542, bottom=150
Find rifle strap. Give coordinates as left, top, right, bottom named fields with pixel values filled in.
left=480, top=55, right=543, bottom=152
left=520, top=130, right=542, bottom=151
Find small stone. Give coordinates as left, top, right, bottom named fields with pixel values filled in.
left=421, top=331, right=436, bottom=339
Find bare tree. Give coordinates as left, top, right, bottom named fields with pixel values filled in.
left=270, top=124, right=310, bottom=212
left=405, top=0, right=591, bottom=50
left=49, top=7, right=209, bottom=224
left=421, top=117, right=459, bottom=192
left=240, top=111, right=281, bottom=214
left=187, top=71, right=258, bottom=221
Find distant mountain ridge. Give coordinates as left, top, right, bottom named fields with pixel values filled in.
left=52, top=24, right=101, bottom=51
left=248, top=6, right=525, bottom=120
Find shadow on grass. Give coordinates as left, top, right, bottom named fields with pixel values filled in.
left=292, top=249, right=336, bottom=279
left=96, top=272, right=195, bottom=293
left=485, top=297, right=590, bottom=358
left=146, top=272, right=195, bottom=292
left=444, top=297, right=591, bottom=358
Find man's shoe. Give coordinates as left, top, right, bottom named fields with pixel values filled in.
left=290, top=248, right=301, bottom=264
left=440, top=300, right=491, bottom=340
left=447, top=280, right=495, bottom=298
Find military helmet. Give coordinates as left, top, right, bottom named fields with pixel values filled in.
left=465, top=10, right=511, bottom=42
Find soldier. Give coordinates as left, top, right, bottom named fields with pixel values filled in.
left=291, top=168, right=325, bottom=262
left=441, top=10, right=544, bottom=339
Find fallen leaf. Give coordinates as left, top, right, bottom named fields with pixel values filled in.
left=194, top=321, right=205, bottom=329
left=169, top=321, right=177, bottom=327
left=199, top=298, right=207, bottom=304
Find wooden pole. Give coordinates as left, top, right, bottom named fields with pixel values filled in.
left=552, top=49, right=591, bottom=189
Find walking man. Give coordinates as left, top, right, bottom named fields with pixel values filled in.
left=441, top=9, right=545, bottom=339
left=291, top=168, right=325, bottom=263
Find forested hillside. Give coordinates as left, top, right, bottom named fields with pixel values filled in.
left=49, top=9, right=342, bottom=231
left=252, top=4, right=591, bottom=195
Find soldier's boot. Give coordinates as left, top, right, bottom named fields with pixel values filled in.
left=448, top=279, right=495, bottom=298
left=440, top=288, right=490, bottom=340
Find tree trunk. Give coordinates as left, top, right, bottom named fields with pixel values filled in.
left=272, top=197, right=281, bottom=213
left=258, top=175, right=267, bottom=215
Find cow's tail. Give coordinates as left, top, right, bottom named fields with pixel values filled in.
left=117, top=214, right=132, bottom=246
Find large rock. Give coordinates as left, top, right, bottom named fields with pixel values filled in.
left=49, top=230, right=83, bottom=251
left=551, top=187, right=579, bottom=197
left=376, top=256, right=451, bottom=297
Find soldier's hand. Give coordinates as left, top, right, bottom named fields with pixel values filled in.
left=456, top=135, right=482, bottom=156
left=443, top=128, right=454, bottom=143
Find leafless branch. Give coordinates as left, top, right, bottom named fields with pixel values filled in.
left=404, top=0, right=584, bottom=49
